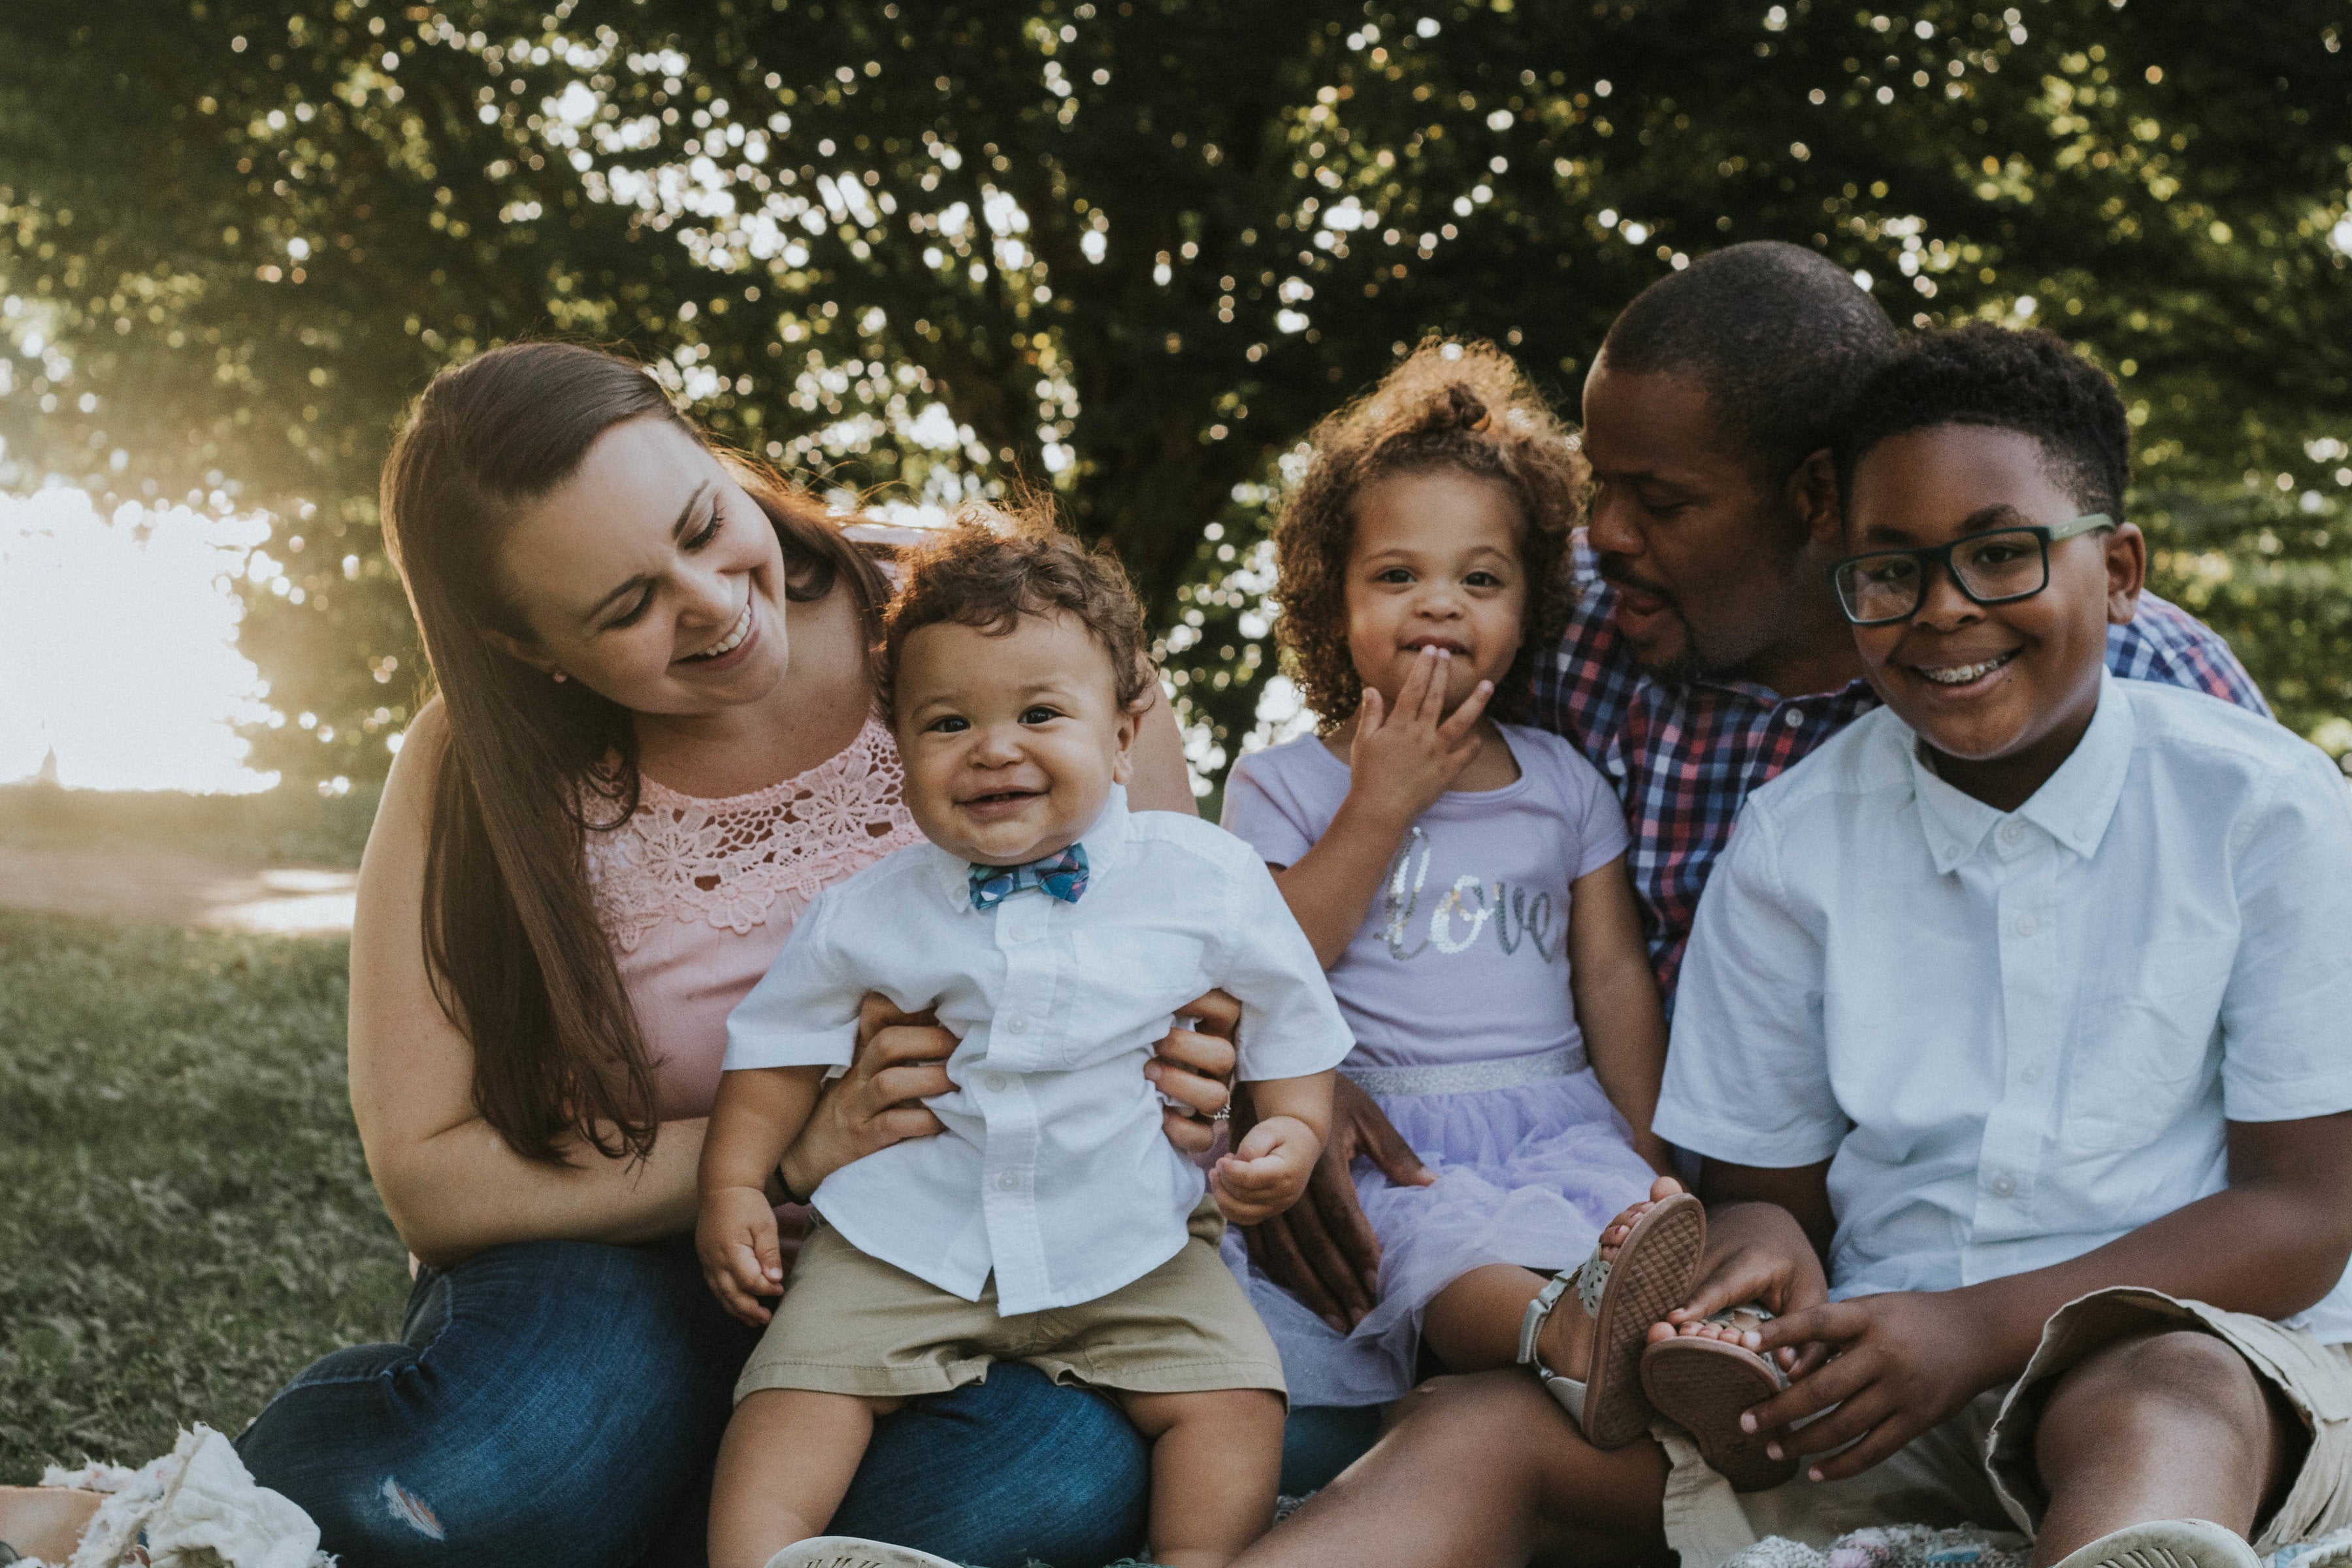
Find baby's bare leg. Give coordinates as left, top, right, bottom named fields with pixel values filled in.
left=709, top=1388, right=901, bottom=1568
left=1123, top=1386, right=1287, bottom=1568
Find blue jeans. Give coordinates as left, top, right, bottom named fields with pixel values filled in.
left=236, top=1237, right=1150, bottom=1568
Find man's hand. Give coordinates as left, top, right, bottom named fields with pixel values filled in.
left=1148, top=989, right=1241, bottom=1156
left=696, top=1183, right=786, bottom=1328
left=1345, top=646, right=1495, bottom=830
left=1739, top=1289, right=2006, bottom=1481
left=1241, top=1074, right=1433, bottom=1332
left=1213, top=1115, right=1322, bottom=1225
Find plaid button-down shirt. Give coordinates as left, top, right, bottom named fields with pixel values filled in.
left=1531, top=534, right=2272, bottom=997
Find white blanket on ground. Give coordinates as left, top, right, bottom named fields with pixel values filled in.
left=1718, top=1524, right=2352, bottom=1568
left=32, top=1426, right=328, bottom=1568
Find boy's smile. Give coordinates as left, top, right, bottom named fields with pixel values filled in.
left=1844, top=423, right=2144, bottom=811
left=894, top=611, right=1139, bottom=867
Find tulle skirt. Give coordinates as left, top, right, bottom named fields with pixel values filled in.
left=1223, top=1065, right=1658, bottom=1407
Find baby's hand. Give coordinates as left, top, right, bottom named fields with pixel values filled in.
left=1212, top=1115, right=1323, bottom=1226
left=696, top=1183, right=786, bottom=1328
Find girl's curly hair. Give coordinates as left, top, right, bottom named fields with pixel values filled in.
left=1273, top=338, right=1588, bottom=730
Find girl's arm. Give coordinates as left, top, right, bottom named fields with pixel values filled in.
left=1568, top=855, right=1673, bottom=1174
left=1273, top=650, right=1494, bottom=966
left=697, top=1063, right=826, bottom=1324
left=349, top=702, right=708, bottom=1268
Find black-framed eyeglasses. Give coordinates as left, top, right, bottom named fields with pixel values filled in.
left=1829, top=514, right=2112, bottom=627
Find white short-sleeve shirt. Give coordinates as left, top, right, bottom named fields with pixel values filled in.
left=1657, top=674, right=2352, bottom=1342
left=723, top=785, right=1354, bottom=1315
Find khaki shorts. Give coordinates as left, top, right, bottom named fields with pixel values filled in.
left=1662, top=1288, right=2352, bottom=1568
left=734, top=1198, right=1287, bottom=1405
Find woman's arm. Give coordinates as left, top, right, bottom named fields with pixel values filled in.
left=1128, top=681, right=1200, bottom=816
left=348, top=703, right=706, bottom=1267
left=1567, top=856, right=1673, bottom=1173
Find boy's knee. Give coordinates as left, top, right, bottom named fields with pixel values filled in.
left=2038, top=1329, right=2270, bottom=1460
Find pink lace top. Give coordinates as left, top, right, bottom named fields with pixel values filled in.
left=584, top=716, right=925, bottom=1120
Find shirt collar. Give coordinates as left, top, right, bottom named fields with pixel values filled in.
left=1904, top=670, right=2136, bottom=874
left=930, top=782, right=1132, bottom=913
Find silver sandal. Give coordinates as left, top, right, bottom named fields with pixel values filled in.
left=1516, top=1191, right=1705, bottom=1448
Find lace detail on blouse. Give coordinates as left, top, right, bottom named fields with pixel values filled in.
left=585, top=717, right=924, bottom=953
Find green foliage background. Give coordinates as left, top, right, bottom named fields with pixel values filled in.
left=0, top=0, right=2346, bottom=785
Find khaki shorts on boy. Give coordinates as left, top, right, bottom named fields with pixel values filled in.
left=1661, top=1288, right=2352, bottom=1568
left=735, top=1199, right=1287, bottom=1405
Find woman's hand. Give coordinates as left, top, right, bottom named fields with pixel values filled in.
left=1241, top=1074, right=1433, bottom=1332
left=777, top=994, right=954, bottom=1200
left=1147, top=989, right=1241, bottom=1155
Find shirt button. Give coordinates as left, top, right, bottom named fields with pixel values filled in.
left=2022, top=1064, right=2044, bottom=1085
left=1783, top=709, right=1805, bottom=728
left=984, top=1073, right=1009, bottom=1093
left=2000, top=821, right=2024, bottom=847
left=998, top=1170, right=1021, bottom=1192
left=1991, top=1173, right=2016, bottom=1198
left=1007, top=1017, right=1029, bottom=1034
left=2014, top=913, right=2038, bottom=936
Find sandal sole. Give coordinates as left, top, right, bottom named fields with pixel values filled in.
left=1578, top=1191, right=1706, bottom=1449
left=1641, top=1334, right=1798, bottom=1492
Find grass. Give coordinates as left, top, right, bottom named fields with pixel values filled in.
left=0, top=781, right=383, bottom=869
left=0, top=909, right=408, bottom=1482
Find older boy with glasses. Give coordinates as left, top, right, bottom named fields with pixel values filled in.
left=1646, top=322, right=2352, bottom=1568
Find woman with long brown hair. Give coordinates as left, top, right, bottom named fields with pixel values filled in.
left=227, top=342, right=1239, bottom=1568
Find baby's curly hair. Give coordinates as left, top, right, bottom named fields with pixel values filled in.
left=880, top=500, right=1155, bottom=720
left=1273, top=339, right=1588, bottom=728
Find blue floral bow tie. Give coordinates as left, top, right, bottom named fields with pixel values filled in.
left=969, top=843, right=1090, bottom=910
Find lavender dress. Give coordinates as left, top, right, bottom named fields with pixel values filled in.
left=1220, top=723, right=1658, bottom=1407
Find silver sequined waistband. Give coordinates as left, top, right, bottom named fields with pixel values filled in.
left=1339, top=1045, right=1588, bottom=1098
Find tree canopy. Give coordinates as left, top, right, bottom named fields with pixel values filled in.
left=1, top=0, right=2347, bottom=786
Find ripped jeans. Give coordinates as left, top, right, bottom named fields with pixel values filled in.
left=235, top=1236, right=1150, bottom=1568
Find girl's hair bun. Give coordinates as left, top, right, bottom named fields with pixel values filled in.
left=1443, top=381, right=1490, bottom=433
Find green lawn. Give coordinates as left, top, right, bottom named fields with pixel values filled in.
left=0, top=909, right=408, bottom=1482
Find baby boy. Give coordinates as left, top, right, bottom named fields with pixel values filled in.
left=695, top=510, right=1350, bottom=1568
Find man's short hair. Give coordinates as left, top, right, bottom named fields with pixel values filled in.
left=1833, top=323, right=2130, bottom=523
left=880, top=502, right=1154, bottom=716
left=1601, top=240, right=1901, bottom=483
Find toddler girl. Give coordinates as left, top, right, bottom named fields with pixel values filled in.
left=1223, top=340, right=1705, bottom=1454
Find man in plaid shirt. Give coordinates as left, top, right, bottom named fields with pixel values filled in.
left=1529, top=241, right=2265, bottom=996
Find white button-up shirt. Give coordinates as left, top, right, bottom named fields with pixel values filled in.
left=724, top=786, right=1354, bottom=1315
left=1658, top=674, right=2352, bottom=1342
